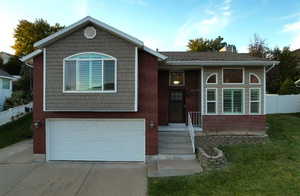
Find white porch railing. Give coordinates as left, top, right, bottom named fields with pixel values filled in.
left=187, top=112, right=202, bottom=153
left=188, top=111, right=202, bottom=128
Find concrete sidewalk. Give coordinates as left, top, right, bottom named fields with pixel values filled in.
left=0, top=141, right=147, bottom=196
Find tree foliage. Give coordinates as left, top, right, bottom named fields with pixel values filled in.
left=249, top=34, right=269, bottom=58
left=12, top=19, right=64, bottom=56
left=187, top=36, right=228, bottom=52
left=267, top=47, right=299, bottom=94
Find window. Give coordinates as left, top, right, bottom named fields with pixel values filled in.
left=206, top=73, right=217, bottom=84
left=223, top=68, right=243, bottom=84
left=64, top=52, right=116, bottom=92
left=223, top=89, right=243, bottom=114
left=169, top=71, right=185, bottom=86
left=2, top=78, right=10, bottom=89
left=249, top=73, right=260, bottom=84
left=206, top=89, right=217, bottom=114
left=250, top=88, right=260, bottom=114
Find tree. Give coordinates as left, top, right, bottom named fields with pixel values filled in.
left=12, top=19, right=64, bottom=56
left=187, top=36, right=228, bottom=52
left=278, top=78, right=300, bottom=95
left=249, top=34, right=269, bottom=58
left=0, top=57, right=3, bottom=66
left=267, top=47, right=299, bottom=94
left=0, top=56, right=22, bottom=75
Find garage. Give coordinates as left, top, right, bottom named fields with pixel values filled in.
left=46, top=119, right=145, bottom=162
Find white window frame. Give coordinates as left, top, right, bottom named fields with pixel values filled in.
left=222, top=88, right=245, bottom=115
left=249, top=73, right=261, bottom=84
left=63, top=52, right=117, bottom=93
left=206, top=73, right=218, bottom=84
left=222, top=67, right=244, bottom=85
left=206, top=88, right=218, bottom=114
left=249, top=88, right=261, bottom=114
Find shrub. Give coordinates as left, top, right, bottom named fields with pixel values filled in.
left=278, top=78, right=300, bottom=95
left=3, top=90, right=32, bottom=110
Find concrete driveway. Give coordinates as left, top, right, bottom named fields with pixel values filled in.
left=0, top=140, right=147, bottom=196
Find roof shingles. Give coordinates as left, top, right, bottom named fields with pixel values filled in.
left=160, top=51, right=270, bottom=61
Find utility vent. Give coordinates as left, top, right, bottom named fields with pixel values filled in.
left=84, top=26, right=97, bottom=39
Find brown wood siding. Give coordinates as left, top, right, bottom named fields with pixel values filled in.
left=32, top=50, right=159, bottom=155
left=45, top=25, right=136, bottom=111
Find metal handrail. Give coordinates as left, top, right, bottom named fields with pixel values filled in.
left=187, top=112, right=196, bottom=153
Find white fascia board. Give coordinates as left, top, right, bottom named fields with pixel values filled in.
left=166, top=60, right=280, bottom=66
left=34, top=16, right=144, bottom=48
left=20, top=49, right=43, bottom=62
left=143, top=46, right=168, bottom=60
left=0, top=76, right=15, bottom=80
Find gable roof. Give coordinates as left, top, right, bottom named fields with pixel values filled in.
left=161, top=51, right=279, bottom=66
left=34, top=16, right=144, bottom=48
left=0, top=69, right=14, bottom=80
left=21, top=16, right=167, bottom=62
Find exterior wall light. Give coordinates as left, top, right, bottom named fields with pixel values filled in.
left=33, top=121, right=41, bottom=128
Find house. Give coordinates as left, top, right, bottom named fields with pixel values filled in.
left=21, top=16, right=279, bottom=162
left=0, top=51, right=14, bottom=64
left=0, top=69, right=14, bottom=110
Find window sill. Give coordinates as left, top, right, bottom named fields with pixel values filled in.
left=63, top=90, right=117, bottom=94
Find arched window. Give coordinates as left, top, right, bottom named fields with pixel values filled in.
left=249, top=73, right=260, bottom=84
left=64, top=52, right=117, bottom=92
left=206, top=73, right=217, bottom=84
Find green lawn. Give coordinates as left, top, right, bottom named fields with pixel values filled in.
left=149, top=114, right=300, bottom=196
left=0, top=113, right=33, bottom=149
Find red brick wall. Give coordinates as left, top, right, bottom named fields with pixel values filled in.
left=158, top=71, right=169, bottom=125
left=203, top=115, right=266, bottom=133
left=157, top=70, right=200, bottom=125
left=32, top=50, right=158, bottom=155
left=185, top=71, right=200, bottom=116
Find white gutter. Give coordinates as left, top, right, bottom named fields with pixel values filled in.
left=166, top=60, right=280, bottom=66
left=143, top=46, right=168, bottom=60
left=20, top=49, right=42, bottom=62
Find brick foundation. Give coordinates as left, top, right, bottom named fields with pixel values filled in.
left=203, top=115, right=266, bottom=133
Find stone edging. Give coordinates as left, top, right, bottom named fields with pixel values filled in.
left=197, top=147, right=227, bottom=171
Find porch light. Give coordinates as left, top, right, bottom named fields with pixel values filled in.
left=173, top=80, right=180, bottom=85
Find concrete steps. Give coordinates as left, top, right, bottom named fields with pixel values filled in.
left=159, top=131, right=194, bottom=155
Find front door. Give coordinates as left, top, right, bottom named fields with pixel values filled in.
left=169, top=90, right=185, bottom=123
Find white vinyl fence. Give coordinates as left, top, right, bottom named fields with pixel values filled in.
left=0, top=102, right=32, bottom=126
left=266, top=94, right=300, bottom=114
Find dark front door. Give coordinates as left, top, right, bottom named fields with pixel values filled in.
left=169, top=90, right=185, bottom=123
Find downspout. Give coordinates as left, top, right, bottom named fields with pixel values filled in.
left=266, top=62, right=276, bottom=73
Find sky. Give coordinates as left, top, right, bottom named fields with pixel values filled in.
left=1, top=0, right=300, bottom=54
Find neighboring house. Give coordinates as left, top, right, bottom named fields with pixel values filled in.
left=0, top=69, right=14, bottom=110
left=0, top=51, right=14, bottom=64
left=21, top=16, right=279, bottom=162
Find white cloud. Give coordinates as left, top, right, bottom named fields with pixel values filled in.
left=120, top=0, right=148, bottom=6
left=290, top=34, right=300, bottom=50
left=174, top=0, right=232, bottom=50
left=279, top=12, right=300, bottom=20
left=0, top=11, right=19, bottom=54
left=282, top=20, right=300, bottom=32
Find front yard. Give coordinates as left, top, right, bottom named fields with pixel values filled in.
left=0, top=113, right=32, bottom=149
left=149, top=114, right=300, bottom=195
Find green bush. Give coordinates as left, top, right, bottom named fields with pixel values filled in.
left=3, top=90, right=32, bottom=110
left=278, top=78, right=300, bottom=95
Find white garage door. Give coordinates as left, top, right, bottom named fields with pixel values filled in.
left=46, top=119, right=145, bottom=162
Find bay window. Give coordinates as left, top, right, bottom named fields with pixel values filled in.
left=223, top=89, right=243, bottom=114
left=207, top=88, right=217, bottom=114
left=64, top=52, right=116, bottom=92
left=250, top=88, right=260, bottom=114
